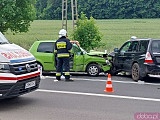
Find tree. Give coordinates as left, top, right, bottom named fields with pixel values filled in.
left=35, top=0, right=160, bottom=20
left=72, top=13, right=103, bottom=51
left=0, top=0, right=36, bottom=34
left=42, top=0, right=62, bottom=20
left=36, top=0, right=48, bottom=19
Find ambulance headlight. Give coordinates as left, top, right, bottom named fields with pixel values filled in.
left=0, top=63, right=10, bottom=73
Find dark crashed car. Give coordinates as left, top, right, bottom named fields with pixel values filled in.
left=109, top=36, right=160, bottom=81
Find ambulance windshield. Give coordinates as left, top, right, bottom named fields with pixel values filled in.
left=0, top=32, right=9, bottom=44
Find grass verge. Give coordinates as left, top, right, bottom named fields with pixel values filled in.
left=5, top=19, right=160, bottom=52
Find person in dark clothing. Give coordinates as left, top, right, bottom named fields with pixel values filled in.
left=54, top=29, right=73, bottom=81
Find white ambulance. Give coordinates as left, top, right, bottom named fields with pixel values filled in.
left=0, top=32, right=40, bottom=99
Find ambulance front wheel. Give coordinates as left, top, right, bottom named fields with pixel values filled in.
left=87, top=64, right=100, bottom=77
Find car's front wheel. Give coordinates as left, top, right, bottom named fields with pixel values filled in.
left=132, top=63, right=141, bottom=81
left=87, top=64, right=100, bottom=76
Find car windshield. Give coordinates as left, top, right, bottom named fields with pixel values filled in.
left=79, top=46, right=87, bottom=54
left=151, top=40, right=160, bottom=53
left=0, top=32, right=9, bottom=44
left=72, top=43, right=87, bottom=54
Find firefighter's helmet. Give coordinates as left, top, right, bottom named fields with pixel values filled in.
left=59, top=29, right=67, bottom=38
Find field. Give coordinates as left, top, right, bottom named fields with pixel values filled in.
left=5, top=19, right=160, bottom=52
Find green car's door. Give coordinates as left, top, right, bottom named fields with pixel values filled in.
left=37, top=42, right=55, bottom=71
left=71, top=44, right=84, bottom=71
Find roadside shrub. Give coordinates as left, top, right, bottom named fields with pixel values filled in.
left=72, top=13, right=104, bottom=51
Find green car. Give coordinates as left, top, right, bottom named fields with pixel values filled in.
left=29, top=40, right=111, bottom=76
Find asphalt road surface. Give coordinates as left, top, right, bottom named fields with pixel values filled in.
left=0, top=73, right=160, bottom=120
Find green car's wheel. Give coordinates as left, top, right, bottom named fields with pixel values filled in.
left=87, top=64, right=100, bottom=76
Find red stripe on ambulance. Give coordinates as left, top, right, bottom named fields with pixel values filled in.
left=0, top=72, right=40, bottom=81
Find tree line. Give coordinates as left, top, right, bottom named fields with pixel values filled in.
left=1, top=0, right=160, bottom=34
left=36, top=0, right=160, bottom=20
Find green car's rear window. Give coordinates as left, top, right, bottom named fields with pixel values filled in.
left=37, top=42, right=54, bottom=53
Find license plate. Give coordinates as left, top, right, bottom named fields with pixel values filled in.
left=25, top=81, right=36, bottom=89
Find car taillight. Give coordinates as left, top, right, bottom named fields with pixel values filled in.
left=144, top=52, right=153, bottom=64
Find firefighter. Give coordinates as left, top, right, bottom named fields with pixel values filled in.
left=54, top=29, right=73, bottom=81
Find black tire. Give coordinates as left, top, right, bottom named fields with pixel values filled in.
left=87, top=64, right=100, bottom=76
left=132, top=63, right=141, bottom=81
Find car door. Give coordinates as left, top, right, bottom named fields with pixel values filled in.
left=123, top=41, right=139, bottom=70
left=37, top=42, right=55, bottom=71
left=114, top=41, right=131, bottom=69
left=115, top=41, right=138, bottom=70
left=71, top=44, right=84, bottom=71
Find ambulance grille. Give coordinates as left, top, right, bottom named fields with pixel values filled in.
left=10, top=61, right=38, bottom=75
left=7, top=76, right=40, bottom=96
left=3, top=76, right=40, bottom=98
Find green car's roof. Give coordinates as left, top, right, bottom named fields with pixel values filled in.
left=34, top=40, right=81, bottom=47
left=35, top=40, right=56, bottom=43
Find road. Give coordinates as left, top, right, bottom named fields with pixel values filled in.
left=0, top=74, right=160, bottom=120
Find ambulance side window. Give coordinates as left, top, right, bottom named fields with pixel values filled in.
left=37, top=42, right=54, bottom=53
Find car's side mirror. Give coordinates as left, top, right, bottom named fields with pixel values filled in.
left=114, top=48, right=119, bottom=52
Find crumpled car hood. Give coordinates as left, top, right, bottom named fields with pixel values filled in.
left=87, top=50, right=108, bottom=57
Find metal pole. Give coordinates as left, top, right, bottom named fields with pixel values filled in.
left=71, top=0, right=78, bottom=30
left=62, top=0, right=68, bottom=30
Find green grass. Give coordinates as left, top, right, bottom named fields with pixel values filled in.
left=5, top=19, right=160, bottom=53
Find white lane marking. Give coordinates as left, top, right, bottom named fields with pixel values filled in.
left=37, top=89, right=160, bottom=102
left=44, top=76, right=160, bottom=86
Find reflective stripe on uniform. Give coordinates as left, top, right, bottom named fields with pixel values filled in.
left=56, top=72, right=61, bottom=76
left=64, top=72, right=70, bottom=75
left=57, top=53, right=70, bottom=57
left=57, top=42, right=66, bottom=49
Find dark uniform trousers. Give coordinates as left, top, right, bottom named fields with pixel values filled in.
left=56, top=57, right=70, bottom=80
